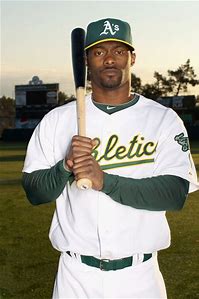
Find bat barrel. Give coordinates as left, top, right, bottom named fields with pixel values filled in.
left=71, top=28, right=86, bottom=89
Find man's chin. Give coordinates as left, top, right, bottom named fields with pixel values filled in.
left=101, top=79, right=121, bottom=89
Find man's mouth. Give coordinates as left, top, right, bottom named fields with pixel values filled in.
left=101, top=68, right=119, bottom=76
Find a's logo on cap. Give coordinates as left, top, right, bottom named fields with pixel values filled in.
left=100, top=20, right=119, bottom=36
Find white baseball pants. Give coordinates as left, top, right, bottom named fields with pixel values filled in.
left=52, top=252, right=167, bottom=299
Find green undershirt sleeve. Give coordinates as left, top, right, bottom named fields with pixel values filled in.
left=101, top=173, right=189, bottom=211
left=22, top=160, right=74, bottom=205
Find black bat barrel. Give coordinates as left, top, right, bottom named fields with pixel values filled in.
left=71, top=28, right=86, bottom=89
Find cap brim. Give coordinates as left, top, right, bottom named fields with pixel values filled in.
left=85, top=38, right=135, bottom=51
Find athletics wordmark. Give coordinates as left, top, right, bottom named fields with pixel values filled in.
left=92, top=134, right=157, bottom=170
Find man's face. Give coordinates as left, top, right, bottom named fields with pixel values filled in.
left=86, top=41, right=135, bottom=90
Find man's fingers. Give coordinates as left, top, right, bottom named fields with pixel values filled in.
left=72, top=147, right=92, bottom=157
left=92, top=138, right=98, bottom=147
left=72, top=135, right=93, bottom=149
left=66, top=159, right=73, bottom=169
left=66, top=135, right=96, bottom=169
left=71, top=136, right=93, bottom=158
left=73, top=157, right=93, bottom=172
left=72, top=156, right=95, bottom=178
left=72, top=135, right=92, bottom=142
left=73, top=155, right=92, bottom=164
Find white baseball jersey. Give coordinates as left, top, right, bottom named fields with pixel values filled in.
left=23, top=94, right=199, bottom=259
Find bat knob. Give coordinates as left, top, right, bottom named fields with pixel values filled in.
left=77, top=178, right=92, bottom=190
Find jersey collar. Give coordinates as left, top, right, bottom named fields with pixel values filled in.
left=92, top=94, right=140, bottom=114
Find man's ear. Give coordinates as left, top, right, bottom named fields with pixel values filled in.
left=131, top=52, right=136, bottom=66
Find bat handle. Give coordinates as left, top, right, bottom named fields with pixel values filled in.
left=76, top=178, right=92, bottom=190
left=76, top=87, right=92, bottom=190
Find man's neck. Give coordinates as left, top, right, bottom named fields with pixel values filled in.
left=91, top=84, right=132, bottom=105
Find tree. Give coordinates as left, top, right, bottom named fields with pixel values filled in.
left=0, top=96, right=15, bottom=136
left=131, top=73, right=143, bottom=94
left=131, top=73, right=163, bottom=99
left=58, top=91, right=68, bottom=105
left=0, top=96, right=15, bottom=116
left=141, top=83, right=161, bottom=100
left=131, top=59, right=199, bottom=100
left=153, top=72, right=174, bottom=96
left=167, top=59, right=199, bottom=96
left=58, top=92, right=76, bottom=105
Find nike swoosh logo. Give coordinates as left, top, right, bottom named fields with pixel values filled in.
left=107, top=106, right=116, bottom=110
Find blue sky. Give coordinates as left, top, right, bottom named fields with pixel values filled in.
left=1, top=0, right=199, bottom=97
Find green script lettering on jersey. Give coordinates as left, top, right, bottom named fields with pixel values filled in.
left=92, top=134, right=157, bottom=170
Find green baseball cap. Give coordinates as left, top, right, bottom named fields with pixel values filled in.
left=85, top=18, right=135, bottom=51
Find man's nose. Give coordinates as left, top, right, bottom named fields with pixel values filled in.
left=104, top=53, right=115, bottom=66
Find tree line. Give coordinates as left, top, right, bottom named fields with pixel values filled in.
left=59, top=59, right=199, bottom=103
left=131, top=59, right=199, bottom=100
left=1, top=59, right=198, bottom=108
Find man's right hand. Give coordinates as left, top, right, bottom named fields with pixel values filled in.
left=65, top=135, right=94, bottom=172
left=65, top=135, right=104, bottom=190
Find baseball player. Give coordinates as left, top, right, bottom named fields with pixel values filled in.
left=22, top=18, right=199, bottom=298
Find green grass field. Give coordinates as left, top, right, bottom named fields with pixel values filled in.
left=0, top=141, right=198, bottom=299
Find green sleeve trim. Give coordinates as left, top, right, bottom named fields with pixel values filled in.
left=22, top=160, right=74, bottom=205
left=102, top=173, right=189, bottom=211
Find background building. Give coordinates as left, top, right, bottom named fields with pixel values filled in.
left=2, top=76, right=59, bottom=141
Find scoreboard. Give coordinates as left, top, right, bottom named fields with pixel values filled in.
left=15, top=76, right=59, bottom=129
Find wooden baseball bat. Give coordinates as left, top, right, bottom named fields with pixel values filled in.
left=71, top=28, right=92, bottom=190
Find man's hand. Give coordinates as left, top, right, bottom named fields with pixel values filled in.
left=65, top=136, right=103, bottom=190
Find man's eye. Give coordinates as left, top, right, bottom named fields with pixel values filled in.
left=115, top=49, right=126, bottom=55
left=95, top=50, right=104, bottom=56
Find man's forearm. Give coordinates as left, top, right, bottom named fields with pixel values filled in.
left=102, top=173, right=189, bottom=211
left=22, top=160, right=73, bottom=205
